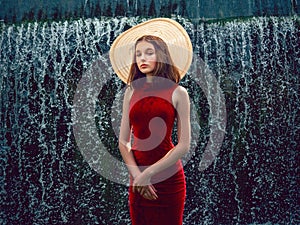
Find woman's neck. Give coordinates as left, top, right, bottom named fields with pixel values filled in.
left=146, top=74, right=154, bottom=83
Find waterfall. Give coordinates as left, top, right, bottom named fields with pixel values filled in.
left=0, top=16, right=299, bottom=224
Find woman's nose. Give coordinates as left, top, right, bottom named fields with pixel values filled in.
left=140, top=53, right=146, bottom=61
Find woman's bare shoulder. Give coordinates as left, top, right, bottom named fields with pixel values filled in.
left=124, top=85, right=134, bottom=102
left=174, top=85, right=189, bottom=98
left=172, top=85, right=189, bottom=106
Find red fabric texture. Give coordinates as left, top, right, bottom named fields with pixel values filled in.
left=128, top=82, right=186, bottom=225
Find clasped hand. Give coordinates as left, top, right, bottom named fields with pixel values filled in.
left=132, top=170, right=158, bottom=200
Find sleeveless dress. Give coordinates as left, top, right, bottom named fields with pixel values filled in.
left=128, top=82, right=186, bottom=225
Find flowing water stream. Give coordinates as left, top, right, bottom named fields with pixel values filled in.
left=0, top=16, right=299, bottom=224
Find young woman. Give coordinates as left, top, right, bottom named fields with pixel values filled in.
left=110, top=18, right=193, bottom=225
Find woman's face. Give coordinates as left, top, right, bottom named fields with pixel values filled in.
left=135, top=41, right=157, bottom=76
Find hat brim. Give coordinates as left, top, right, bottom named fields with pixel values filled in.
left=109, top=18, right=193, bottom=83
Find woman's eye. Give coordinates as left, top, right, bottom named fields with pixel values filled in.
left=136, top=51, right=154, bottom=57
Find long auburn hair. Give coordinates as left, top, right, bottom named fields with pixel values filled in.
left=127, top=35, right=181, bottom=87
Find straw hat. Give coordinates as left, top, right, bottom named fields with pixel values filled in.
left=109, top=18, right=193, bottom=83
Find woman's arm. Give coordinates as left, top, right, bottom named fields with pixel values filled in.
left=119, top=86, right=158, bottom=200
left=118, top=86, right=140, bottom=179
left=132, top=86, right=191, bottom=187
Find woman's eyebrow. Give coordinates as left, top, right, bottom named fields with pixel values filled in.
left=136, top=48, right=155, bottom=52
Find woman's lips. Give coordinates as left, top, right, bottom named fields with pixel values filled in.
left=140, top=64, right=148, bottom=68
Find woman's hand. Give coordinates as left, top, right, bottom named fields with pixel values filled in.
left=133, top=170, right=158, bottom=200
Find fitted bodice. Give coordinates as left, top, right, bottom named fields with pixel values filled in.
left=129, top=82, right=178, bottom=166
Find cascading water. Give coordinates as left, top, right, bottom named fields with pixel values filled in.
left=0, top=16, right=299, bottom=224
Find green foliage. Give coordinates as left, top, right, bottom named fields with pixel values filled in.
left=105, top=4, right=113, bottom=17
left=148, top=0, right=156, bottom=17
left=115, top=1, right=126, bottom=16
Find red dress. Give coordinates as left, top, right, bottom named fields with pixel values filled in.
left=129, top=81, right=186, bottom=225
